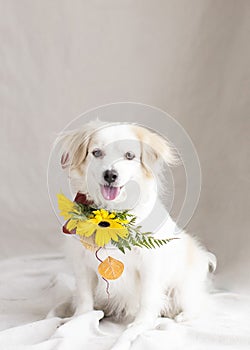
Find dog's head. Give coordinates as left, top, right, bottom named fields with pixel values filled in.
left=58, top=121, right=177, bottom=208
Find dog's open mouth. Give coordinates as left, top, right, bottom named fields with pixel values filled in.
left=100, top=185, right=122, bottom=200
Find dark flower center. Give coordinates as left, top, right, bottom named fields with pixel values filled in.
left=98, top=221, right=110, bottom=228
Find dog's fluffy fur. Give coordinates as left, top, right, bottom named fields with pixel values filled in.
left=58, top=121, right=216, bottom=345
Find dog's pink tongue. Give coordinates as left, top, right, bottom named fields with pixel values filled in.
left=101, top=185, right=120, bottom=200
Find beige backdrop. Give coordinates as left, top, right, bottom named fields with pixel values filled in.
left=1, top=0, right=249, bottom=293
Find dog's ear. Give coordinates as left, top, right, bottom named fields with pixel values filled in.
left=58, top=129, right=90, bottom=170
left=56, top=122, right=100, bottom=170
left=132, top=125, right=178, bottom=173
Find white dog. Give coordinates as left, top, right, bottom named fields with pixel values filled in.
left=58, top=121, right=216, bottom=348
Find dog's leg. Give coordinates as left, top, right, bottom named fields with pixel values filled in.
left=73, top=264, right=96, bottom=316
left=175, top=275, right=207, bottom=323
left=110, top=258, right=163, bottom=349
left=66, top=240, right=97, bottom=316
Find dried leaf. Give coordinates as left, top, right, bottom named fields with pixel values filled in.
left=98, top=256, right=124, bottom=280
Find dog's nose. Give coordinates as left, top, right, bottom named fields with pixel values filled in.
left=103, top=169, right=118, bottom=184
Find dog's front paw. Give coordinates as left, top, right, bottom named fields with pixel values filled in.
left=174, top=312, right=188, bottom=323
left=110, top=319, right=154, bottom=350
left=174, top=311, right=199, bottom=323
left=126, top=319, right=154, bottom=335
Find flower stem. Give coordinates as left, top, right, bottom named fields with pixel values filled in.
left=95, top=247, right=103, bottom=263
left=95, top=247, right=110, bottom=300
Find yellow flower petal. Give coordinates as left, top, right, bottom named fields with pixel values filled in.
left=57, top=193, right=80, bottom=220
left=113, top=218, right=129, bottom=225
left=100, top=209, right=109, bottom=219
left=106, top=229, right=118, bottom=242
left=117, top=228, right=129, bottom=239
left=76, top=221, right=96, bottom=237
left=66, top=219, right=78, bottom=231
left=110, top=221, right=121, bottom=228
left=95, top=228, right=112, bottom=247
left=57, top=193, right=74, bottom=209
left=94, top=215, right=103, bottom=222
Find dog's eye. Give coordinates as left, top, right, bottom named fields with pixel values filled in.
left=125, top=151, right=135, bottom=160
left=92, top=149, right=103, bottom=158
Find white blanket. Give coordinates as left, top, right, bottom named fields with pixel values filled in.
left=0, top=255, right=249, bottom=350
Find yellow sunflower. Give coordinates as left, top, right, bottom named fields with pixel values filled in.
left=76, top=209, right=129, bottom=247
left=57, top=193, right=80, bottom=220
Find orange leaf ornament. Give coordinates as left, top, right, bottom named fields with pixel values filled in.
left=98, top=256, right=124, bottom=280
